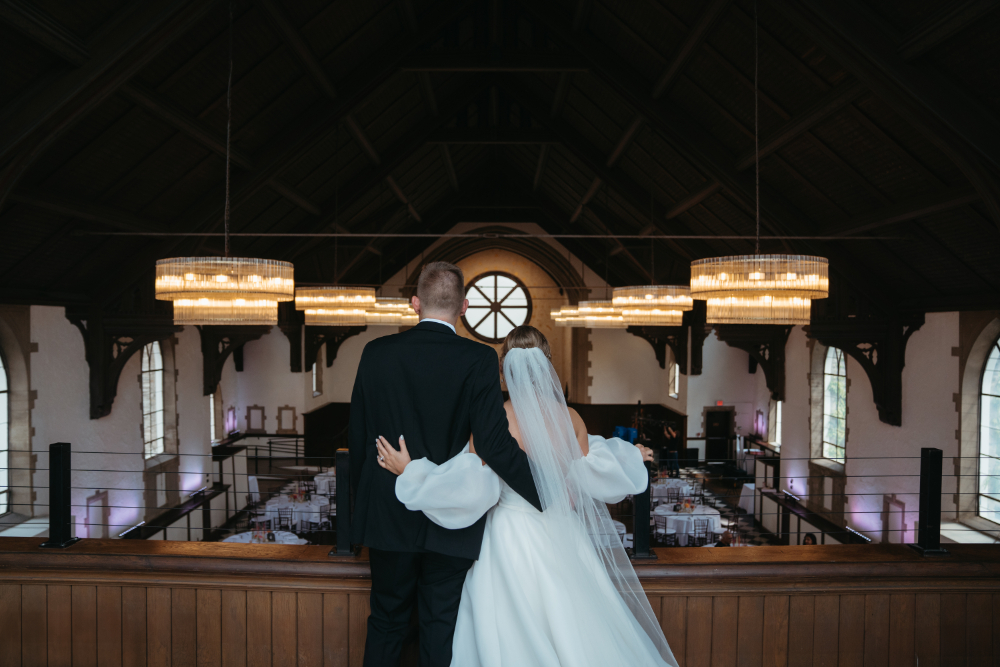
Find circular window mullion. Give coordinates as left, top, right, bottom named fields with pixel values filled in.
left=462, top=271, right=533, bottom=343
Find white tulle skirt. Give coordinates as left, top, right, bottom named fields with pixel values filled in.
left=396, top=437, right=675, bottom=667
left=449, top=486, right=672, bottom=667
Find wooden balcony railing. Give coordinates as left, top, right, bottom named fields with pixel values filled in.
left=1, top=537, right=997, bottom=666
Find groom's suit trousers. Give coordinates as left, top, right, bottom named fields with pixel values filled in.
left=365, top=548, right=473, bottom=667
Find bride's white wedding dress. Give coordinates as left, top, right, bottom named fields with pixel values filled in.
left=394, top=348, right=678, bottom=667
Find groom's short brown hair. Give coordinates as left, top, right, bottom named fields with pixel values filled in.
left=416, top=261, right=465, bottom=316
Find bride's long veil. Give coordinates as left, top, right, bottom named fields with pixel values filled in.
left=503, top=348, right=678, bottom=666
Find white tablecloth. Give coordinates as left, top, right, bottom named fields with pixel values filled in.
left=653, top=505, right=723, bottom=545
left=222, top=530, right=307, bottom=545
left=651, top=479, right=693, bottom=499
left=265, top=496, right=329, bottom=529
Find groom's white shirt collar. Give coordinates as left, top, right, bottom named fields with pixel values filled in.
left=420, top=318, right=456, bottom=333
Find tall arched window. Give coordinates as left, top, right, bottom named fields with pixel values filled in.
left=980, top=340, right=1000, bottom=525
left=141, top=342, right=165, bottom=459
left=0, top=348, right=8, bottom=515
left=822, top=347, right=847, bottom=463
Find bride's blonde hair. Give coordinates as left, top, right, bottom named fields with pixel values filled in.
left=500, top=325, right=551, bottom=373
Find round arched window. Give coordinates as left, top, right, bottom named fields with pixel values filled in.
left=462, top=272, right=532, bottom=343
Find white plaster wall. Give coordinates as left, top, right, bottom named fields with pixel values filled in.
left=686, top=332, right=770, bottom=438
left=174, top=326, right=212, bottom=497
left=839, top=312, right=959, bottom=542
left=232, top=326, right=396, bottom=434
left=29, top=307, right=212, bottom=538
left=587, top=328, right=686, bottom=411
left=780, top=326, right=812, bottom=499
left=775, top=314, right=960, bottom=542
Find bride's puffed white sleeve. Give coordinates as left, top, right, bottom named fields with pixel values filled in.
left=395, top=445, right=501, bottom=530
left=570, top=435, right=649, bottom=503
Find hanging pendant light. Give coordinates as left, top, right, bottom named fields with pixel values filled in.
left=611, top=178, right=694, bottom=326
left=613, top=285, right=693, bottom=326
left=689, top=2, right=827, bottom=325
left=155, top=1, right=294, bottom=326
left=551, top=305, right=583, bottom=327
left=157, top=258, right=294, bottom=325
left=577, top=300, right=626, bottom=328
left=295, top=286, right=375, bottom=326
left=365, top=297, right=416, bottom=326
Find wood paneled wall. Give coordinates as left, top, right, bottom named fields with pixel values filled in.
left=0, top=584, right=372, bottom=667
left=647, top=592, right=998, bottom=667
left=1, top=538, right=998, bottom=666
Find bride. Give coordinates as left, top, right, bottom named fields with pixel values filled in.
left=374, top=325, right=678, bottom=667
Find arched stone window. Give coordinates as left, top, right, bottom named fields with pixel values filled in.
left=141, top=342, right=165, bottom=459
left=0, top=347, right=8, bottom=515
left=980, top=338, right=1000, bottom=525
left=823, top=347, right=847, bottom=463
left=462, top=272, right=531, bottom=343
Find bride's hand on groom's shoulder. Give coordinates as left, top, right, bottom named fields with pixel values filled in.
left=376, top=435, right=412, bottom=475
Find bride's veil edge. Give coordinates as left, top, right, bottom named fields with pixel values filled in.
left=502, top=347, right=678, bottom=667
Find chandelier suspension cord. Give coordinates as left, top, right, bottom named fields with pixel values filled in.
left=650, top=178, right=655, bottom=283
left=754, top=0, right=760, bottom=256
left=224, top=0, right=234, bottom=258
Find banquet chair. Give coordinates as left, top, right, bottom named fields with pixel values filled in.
left=277, top=507, right=293, bottom=531
left=653, top=516, right=677, bottom=547
left=665, top=488, right=680, bottom=505
left=233, top=515, right=250, bottom=532
left=691, top=519, right=710, bottom=547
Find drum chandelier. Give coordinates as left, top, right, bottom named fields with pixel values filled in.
left=551, top=305, right=582, bottom=327
left=612, top=285, right=692, bottom=326
left=295, top=286, right=375, bottom=326
left=577, top=300, right=626, bottom=329
left=689, top=6, right=827, bottom=325
left=365, top=297, right=417, bottom=326
left=156, top=258, right=294, bottom=325
left=155, top=6, right=294, bottom=325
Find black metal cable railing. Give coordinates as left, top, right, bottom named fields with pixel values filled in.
left=5, top=443, right=1000, bottom=556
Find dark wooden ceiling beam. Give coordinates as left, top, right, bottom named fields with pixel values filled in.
left=829, top=186, right=979, bottom=236
left=400, top=52, right=587, bottom=72
left=897, top=0, right=1000, bottom=61
left=522, top=0, right=896, bottom=307
left=119, top=83, right=252, bottom=168
left=256, top=0, right=335, bottom=98
left=651, top=0, right=732, bottom=98
left=665, top=182, right=721, bottom=219
left=501, top=74, right=717, bottom=262
left=533, top=145, right=549, bottom=191
left=0, top=0, right=219, bottom=210
left=735, top=79, right=865, bottom=170
left=93, top=0, right=470, bottom=306
left=345, top=113, right=422, bottom=222
left=770, top=0, right=1000, bottom=229
left=273, top=77, right=494, bottom=262
left=427, top=127, right=558, bottom=144
left=413, top=69, right=459, bottom=192
left=118, top=83, right=322, bottom=216
left=8, top=190, right=169, bottom=232
left=0, top=0, right=89, bottom=65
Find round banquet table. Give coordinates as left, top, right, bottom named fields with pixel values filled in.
left=314, top=475, right=335, bottom=496
left=222, top=530, right=307, bottom=545
left=652, top=504, right=723, bottom=546
left=650, top=479, right=693, bottom=499
left=265, top=495, right=329, bottom=529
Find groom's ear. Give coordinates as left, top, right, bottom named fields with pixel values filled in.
left=460, top=298, right=469, bottom=317
left=411, top=295, right=421, bottom=316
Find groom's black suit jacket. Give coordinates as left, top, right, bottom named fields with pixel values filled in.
left=349, top=320, right=542, bottom=560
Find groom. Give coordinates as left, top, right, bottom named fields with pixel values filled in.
left=349, top=261, right=542, bottom=667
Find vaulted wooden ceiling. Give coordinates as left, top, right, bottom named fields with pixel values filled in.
left=1, top=0, right=999, bottom=316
